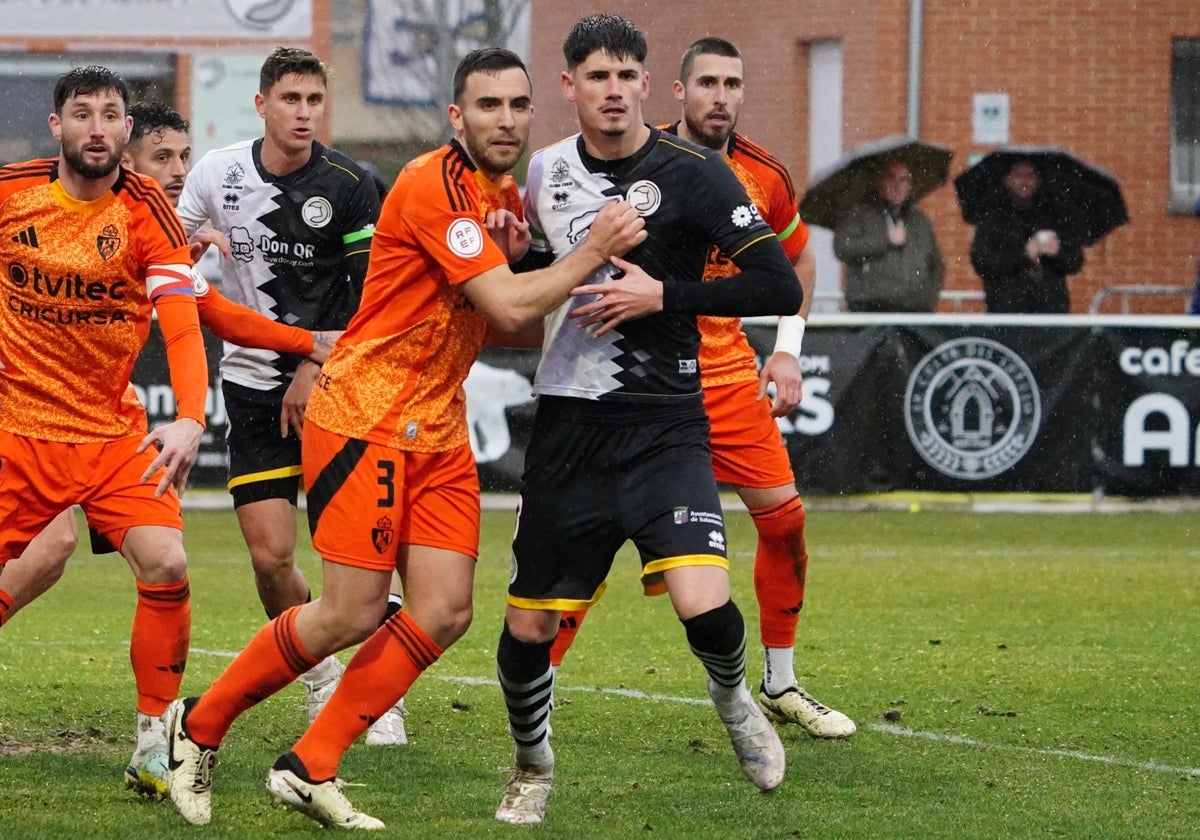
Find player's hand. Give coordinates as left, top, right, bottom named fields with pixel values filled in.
left=758, top=351, right=804, bottom=417
left=138, top=417, right=204, bottom=498
left=569, top=255, right=662, bottom=336
left=308, top=330, right=341, bottom=365
left=583, top=200, right=646, bottom=261
left=485, top=209, right=531, bottom=263
left=189, top=225, right=231, bottom=263
left=281, top=360, right=322, bottom=439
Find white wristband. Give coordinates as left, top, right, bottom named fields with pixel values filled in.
left=773, top=315, right=805, bottom=358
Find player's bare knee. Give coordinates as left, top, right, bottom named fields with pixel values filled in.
left=249, top=550, right=296, bottom=579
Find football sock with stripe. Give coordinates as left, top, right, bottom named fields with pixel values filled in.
left=185, top=605, right=318, bottom=748
left=293, top=610, right=441, bottom=780
left=548, top=608, right=587, bottom=668
left=130, top=577, right=191, bottom=718
left=683, top=599, right=752, bottom=710
left=497, top=622, right=554, bottom=767
left=750, top=495, right=808, bottom=651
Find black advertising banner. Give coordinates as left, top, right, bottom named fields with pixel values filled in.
left=132, top=325, right=229, bottom=487
left=745, top=322, right=1094, bottom=493
left=1092, top=325, right=1200, bottom=496
left=889, top=325, right=1095, bottom=492
left=132, top=317, right=1200, bottom=497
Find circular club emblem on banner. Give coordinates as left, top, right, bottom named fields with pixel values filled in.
left=447, top=218, right=484, bottom=258
left=904, top=337, right=1041, bottom=480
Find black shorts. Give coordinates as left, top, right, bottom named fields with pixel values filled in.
left=508, top=396, right=729, bottom=610
left=222, top=379, right=301, bottom=507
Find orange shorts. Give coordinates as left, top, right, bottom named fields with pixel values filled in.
left=302, top=424, right=481, bottom=572
left=703, top=378, right=796, bottom=489
left=0, top=429, right=182, bottom=562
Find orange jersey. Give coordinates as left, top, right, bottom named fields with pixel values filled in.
left=305, top=141, right=515, bottom=451
left=662, top=128, right=808, bottom=386
left=0, top=159, right=198, bottom=442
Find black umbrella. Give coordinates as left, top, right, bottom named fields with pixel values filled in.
left=953, top=145, right=1129, bottom=246
left=800, top=134, right=953, bottom=229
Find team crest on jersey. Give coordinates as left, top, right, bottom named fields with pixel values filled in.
left=730, top=204, right=762, bottom=228
left=548, top=157, right=574, bottom=188
left=222, top=162, right=246, bottom=188
left=371, top=516, right=395, bottom=554
left=96, top=224, right=121, bottom=260
left=626, top=180, right=662, bottom=216
left=190, top=268, right=209, bottom=297
left=302, top=196, right=334, bottom=228
left=447, top=218, right=484, bottom=258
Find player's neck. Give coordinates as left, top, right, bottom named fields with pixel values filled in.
left=56, top=158, right=118, bottom=201
left=580, top=122, right=651, bottom=162
left=259, top=137, right=313, bottom=177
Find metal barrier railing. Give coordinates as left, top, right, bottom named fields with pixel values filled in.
left=809, top=289, right=987, bottom=314
left=1087, top=284, right=1193, bottom=314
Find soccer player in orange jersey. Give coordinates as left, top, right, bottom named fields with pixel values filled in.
left=546, top=37, right=855, bottom=741
left=164, top=48, right=646, bottom=830
left=0, top=98, right=340, bottom=799
left=0, top=66, right=206, bottom=798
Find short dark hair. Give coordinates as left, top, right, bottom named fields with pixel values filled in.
left=128, top=101, right=189, bottom=142
left=259, top=46, right=327, bottom=93
left=679, top=37, right=743, bottom=83
left=452, top=48, right=530, bottom=104
left=53, top=65, right=129, bottom=114
left=562, top=14, right=647, bottom=70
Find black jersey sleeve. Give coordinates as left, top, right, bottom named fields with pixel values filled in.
left=661, top=152, right=802, bottom=317
left=661, top=235, right=801, bottom=316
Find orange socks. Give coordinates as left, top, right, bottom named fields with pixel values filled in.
left=186, top=605, right=318, bottom=748
left=750, top=495, right=808, bottom=649
left=292, top=610, right=442, bottom=781
left=549, top=609, right=588, bottom=668
left=130, top=577, right=190, bottom=717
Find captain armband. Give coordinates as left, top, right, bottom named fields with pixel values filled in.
left=773, top=315, right=805, bottom=359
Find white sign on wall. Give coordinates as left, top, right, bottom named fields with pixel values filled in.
left=972, top=92, right=1010, bottom=145
left=0, top=0, right=312, bottom=39
left=190, top=54, right=265, bottom=161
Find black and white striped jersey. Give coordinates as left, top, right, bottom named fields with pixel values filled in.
left=524, top=128, right=774, bottom=403
left=177, top=138, right=379, bottom=390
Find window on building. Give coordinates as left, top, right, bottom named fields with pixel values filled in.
left=1170, top=38, right=1200, bottom=213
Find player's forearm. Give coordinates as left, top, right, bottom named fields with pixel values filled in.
left=663, top=240, right=802, bottom=317
left=197, top=290, right=314, bottom=356
left=155, top=295, right=209, bottom=426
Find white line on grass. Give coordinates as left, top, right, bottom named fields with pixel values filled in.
left=187, top=650, right=1200, bottom=778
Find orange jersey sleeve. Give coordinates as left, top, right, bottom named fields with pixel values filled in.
left=155, top=294, right=208, bottom=426
left=305, top=143, right=512, bottom=451
left=699, top=135, right=808, bottom=386
left=0, top=161, right=192, bottom=441
left=194, top=271, right=314, bottom=357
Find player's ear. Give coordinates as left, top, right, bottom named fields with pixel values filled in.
left=447, top=102, right=464, bottom=133
left=672, top=80, right=685, bottom=104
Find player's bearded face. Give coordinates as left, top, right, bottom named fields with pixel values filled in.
left=455, top=67, right=533, bottom=178
left=56, top=92, right=129, bottom=180
left=678, top=54, right=745, bottom=151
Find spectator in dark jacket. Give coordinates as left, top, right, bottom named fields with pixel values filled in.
left=834, top=161, right=944, bottom=312
left=969, top=159, right=1085, bottom=313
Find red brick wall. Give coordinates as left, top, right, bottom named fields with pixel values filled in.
left=530, top=1, right=1200, bottom=314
